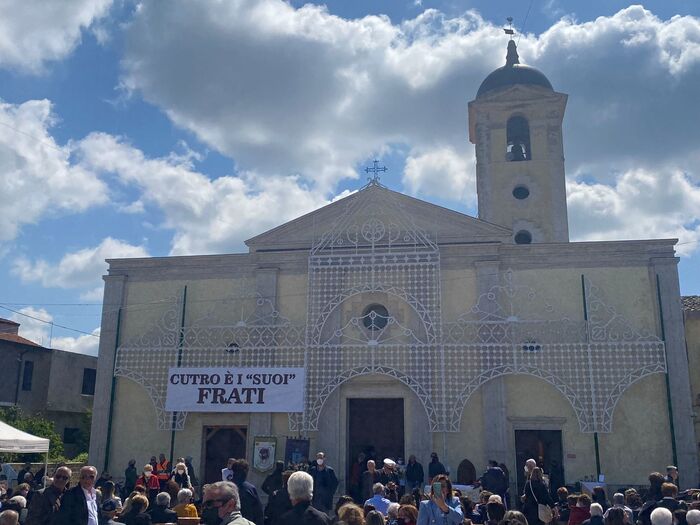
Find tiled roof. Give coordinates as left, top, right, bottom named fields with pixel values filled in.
left=0, top=333, right=42, bottom=347
left=682, top=296, right=700, bottom=311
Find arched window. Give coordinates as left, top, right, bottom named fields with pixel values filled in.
left=506, top=116, right=531, bottom=161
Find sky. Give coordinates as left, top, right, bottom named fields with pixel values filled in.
left=1, top=0, right=700, bottom=356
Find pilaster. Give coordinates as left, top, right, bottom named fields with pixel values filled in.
left=475, top=261, right=509, bottom=464
left=653, top=257, right=699, bottom=488
left=88, top=274, right=127, bottom=470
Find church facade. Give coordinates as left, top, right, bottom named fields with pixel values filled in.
left=89, top=41, right=699, bottom=491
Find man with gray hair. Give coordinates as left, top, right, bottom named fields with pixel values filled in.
left=604, top=493, right=633, bottom=524
left=202, top=481, right=255, bottom=525
left=650, top=508, right=673, bottom=525
left=149, top=492, right=178, bottom=523
left=364, top=482, right=391, bottom=515
left=26, top=465, right=72, bottom=525
left=278, top=471, right=330, bottom=525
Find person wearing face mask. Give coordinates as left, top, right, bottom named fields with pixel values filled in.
left=169, top=462, right=191, bottom=489
left=135, top=465, right=160, bottom=502
left=202, top=481, right=255, bottom=525
left=309, top=452, right=338, bottom=514
left=25, top=465, right=72, bottom=525
left=398, top=504, right=418, bottom=525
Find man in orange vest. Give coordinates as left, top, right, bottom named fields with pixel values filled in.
left=156, top=453, right=171, bottom=490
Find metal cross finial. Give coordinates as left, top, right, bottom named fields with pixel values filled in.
left=365, top=159, right=387, bottom=184
left=504, top=17, right=515, bottom=38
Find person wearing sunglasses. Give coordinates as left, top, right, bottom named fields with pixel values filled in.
left=201, top=481, right=255, bottom=525
left=53, top=465, right=99, bottom=525
left=25, top=466, right=71, bottom=525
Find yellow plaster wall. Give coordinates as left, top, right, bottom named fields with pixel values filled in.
left=441, top=269, right=478, bottom=321
left=597, top=374, right=672, bottom=485
left=277, top=272, right=308, bottom=324
left=504, top=375, right=597, bottom=483
left=439, top=387, right=486, bottom=477
left=109, top=378, right=173, bottom=471
left=510, top=267, right=656, bottom=333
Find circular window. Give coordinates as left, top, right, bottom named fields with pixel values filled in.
left=362, top=304, right=389, bottom=331
left=514, top=230, right=532, bottom=244
left=512, top=185, right=530, bottom=200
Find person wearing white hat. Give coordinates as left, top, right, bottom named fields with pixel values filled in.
left=379, top=459, right=399, bottom=488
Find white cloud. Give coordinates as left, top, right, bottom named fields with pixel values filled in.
left=75, top=133, right=332, bottom=255
left=117, top=3, right=700, bottom=252
left=0, top=99, right=108, bottom=243
left=403, top=146, right=475, bottom=204
left=13, top=237, right=148, bottom=290
left=567, top=168, right=700, bottom=255
left=8, top=307, right=100, bottom=355
left=0, top=0, right=113, bottom=73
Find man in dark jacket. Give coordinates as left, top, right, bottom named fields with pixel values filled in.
left=54, top=465, right=99, bottom=525
left=124, top=460, right=138, bottom=498
left=262, top=461, right=285, bottom=497
left=231, top=459, right=264, bottom=525
left=477, top=461, right=508, bottom=502
left=148, top=492, right=178, bottom=523
left=309, top=452, right=338, bottom=513
left=265, top=471, right=293, bottom=525
left=26, top=465, right=71, bottom=525
left=428, top=453, right=447, bottom=481
left=405, top=455, right=424, bottom=490
left=279, top=472, right=330, bottom=525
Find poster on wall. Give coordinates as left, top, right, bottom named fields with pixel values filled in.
left=284, top=438, right=310, bottom=468
left=165, top=367, right=305, bottom=412
left=253, top=436, right=277, bottom=473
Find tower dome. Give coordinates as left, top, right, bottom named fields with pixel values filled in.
left=476, top=40, right=553, bottom=98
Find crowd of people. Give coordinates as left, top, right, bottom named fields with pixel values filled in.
left=0, top=453, right=698, bottom=525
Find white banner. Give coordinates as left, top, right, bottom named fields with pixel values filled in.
left=165, top=367, right=305, bottom=412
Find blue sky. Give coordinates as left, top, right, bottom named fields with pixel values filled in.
left=1, top=1, right=699, bottom=354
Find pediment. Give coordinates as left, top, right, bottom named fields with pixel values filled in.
left=245, top=184, right=512, bottom=252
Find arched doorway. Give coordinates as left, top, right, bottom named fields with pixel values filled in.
left=457, top=459, right=477, bottom=485
left=315, top=373, right=432, bottom=498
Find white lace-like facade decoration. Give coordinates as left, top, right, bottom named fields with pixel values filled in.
left=114, top=185, right=666, bottom=433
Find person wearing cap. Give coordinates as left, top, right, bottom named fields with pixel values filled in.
left=428, top=453, right=447, bottom=482
left=98, top=499, right=119, bottom=525
left=379, top=459, right=400, bottom=488
left=665, top=466, right=679, bottom=486
left=309, top=452, right=338, bottom=514
left=26, top=465, right=71, bottom=525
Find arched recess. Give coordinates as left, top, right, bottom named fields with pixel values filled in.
left=600, top=363, right=667, bottom=433
left=449, top=366, right=590, bottom=432
left=305, top=365, right=440, bottom=431
left=506, top=115, right=531, bottom=161
left=457, top=459, right=477, bottom=484
left=309, top=284, right=438, bottom=345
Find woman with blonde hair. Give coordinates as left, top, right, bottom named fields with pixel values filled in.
left=170, top=462, right=191, bottom=489
left=522, top=468, right=553, bottom=525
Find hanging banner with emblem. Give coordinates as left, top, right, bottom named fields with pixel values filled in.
left=165, top=367, right=305, bottom=412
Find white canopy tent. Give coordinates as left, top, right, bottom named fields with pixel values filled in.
left=0, top=420, right=50, bottom=487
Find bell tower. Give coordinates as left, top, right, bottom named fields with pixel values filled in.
left=468, top=39, right=569, bottom=243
